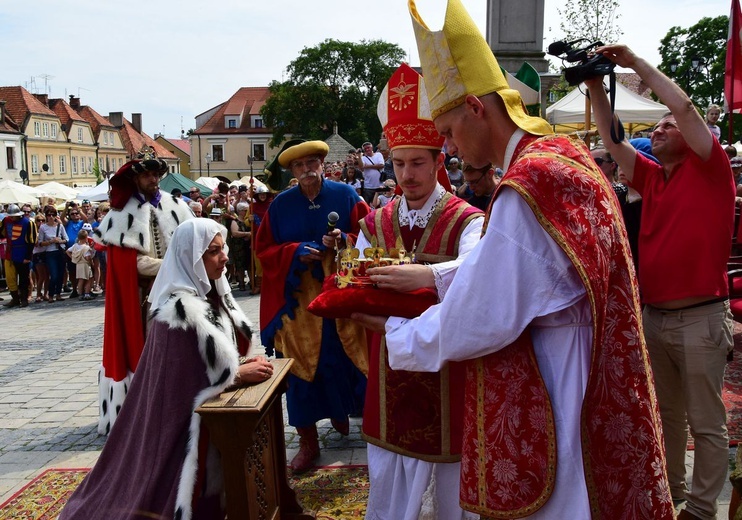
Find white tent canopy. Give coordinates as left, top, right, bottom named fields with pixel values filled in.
left=0, top=180, right=46, bottom=204
left=76, top=179, right=109, bottom=202
left=193, top=177, right=220, bottom=190
left=546, top=81, right=669, bottom=131
left=35, top=181, right=79, bottom=201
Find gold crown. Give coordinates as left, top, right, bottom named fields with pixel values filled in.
left=336, top=237, right=415, bottom=288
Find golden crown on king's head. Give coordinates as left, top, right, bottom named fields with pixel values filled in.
left=408, top=0, right=552, bottom=136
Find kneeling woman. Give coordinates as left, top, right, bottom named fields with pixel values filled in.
left=60, top=218, right=273, bottom=520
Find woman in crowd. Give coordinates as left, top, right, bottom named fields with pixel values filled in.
left=32, top=214, right=48, bottom=302
left=59, top=218, right=272, bottom=520
left=37, top=206, right=68, bottom=303
left=706, top=104, right=722, bottom=141
left=230, top=202, right=252, bottom=291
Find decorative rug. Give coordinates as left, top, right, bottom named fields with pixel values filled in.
left=0, top=468, right=87, bottom=520
left=0, top=465, right=368, bottom=520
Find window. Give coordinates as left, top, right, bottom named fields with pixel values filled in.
left=77, top=128, right=83, bottom=142
left=88, top=157, right=93, bottom=173
left=31, top=155, right=39, bottom=174
left=228, top=119, right=237, bottom=128
left=212, top=144, right=224, bottom=162
left=253, top=118, right=263, bottom=128
left=59, top=155, right=66, bottom=174
left=103, top=132, right=109, bottom=145
left=6, top=147, right=15, bottom=170
left=252, top=143, right=266, bottom=162
left=42, top=122, right=49, bottom=138
left=45, top=154, right=53, bottom=174
left=71, top=156, right=78, bottom=174
left=119, top=158, right=123, bottom=169
left=34, top=121, right=40, bottom=137
left=51, top=123, right=57, bottom=139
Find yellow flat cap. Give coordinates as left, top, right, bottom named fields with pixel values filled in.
left=278, top=140, right=330, bottom=167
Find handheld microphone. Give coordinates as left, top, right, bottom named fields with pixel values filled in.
left=327, top=211, right=340, bottom=234
left=546, top=39, right=586, bottom=57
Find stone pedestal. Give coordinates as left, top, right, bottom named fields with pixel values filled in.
left=486, top=0, right=549, bottom=74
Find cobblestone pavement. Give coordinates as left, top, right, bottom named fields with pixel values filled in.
left=0, top=289, right=733, bottom=517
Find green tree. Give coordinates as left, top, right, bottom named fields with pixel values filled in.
left=657, top=16, right=727, bottom=115
left=261, top=39, right=406, bottom=148
left=557, top=0, right=623, bottom=44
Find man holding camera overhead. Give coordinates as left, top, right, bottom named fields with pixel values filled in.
left=586, top=44, right=735, bottom=520
left=352, top=0, right=673, bottom=517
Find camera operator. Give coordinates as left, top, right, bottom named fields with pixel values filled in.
left=585, top=44, right=735, bottom=520
left=202, top=181, right=234, bottom=219
left=371, top=179, right=397, bottom=209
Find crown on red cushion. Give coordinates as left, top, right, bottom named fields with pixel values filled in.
left=377, top=63, right=444, bottom=151
left=336, top=236, right=415, bottom=288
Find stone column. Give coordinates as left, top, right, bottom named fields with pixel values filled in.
left=486, top=0, right=549, bottom=73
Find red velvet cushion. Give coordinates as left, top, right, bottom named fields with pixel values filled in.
left=308, top=275, right=438, bottom=319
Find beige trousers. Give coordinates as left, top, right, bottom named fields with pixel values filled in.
left=644, top=301, right=733, bottom=520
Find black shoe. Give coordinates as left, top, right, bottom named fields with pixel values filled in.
left=62, top=286, right=71, bottom=293
left=69, top=291, right=79, bottom=299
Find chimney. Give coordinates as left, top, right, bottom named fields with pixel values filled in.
left=33, top=93, right=49, bottom=106
left=132, top=113, right=142, bottom=134
left=108, top=112, right=124, bottom=127
left=0, top=101, right=5, bottom=125
left=68, top=95, right=80, bottom=109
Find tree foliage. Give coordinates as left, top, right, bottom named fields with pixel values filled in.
left=557, top=0, right=623, bottom=44
left=261, top=39, right=406, bottom=148
left=657, top=16, right=727, bottom=113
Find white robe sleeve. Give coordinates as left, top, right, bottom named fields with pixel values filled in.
left=427, top=215, right=483, bottom=299
left=386, top=188, right=587, bottom=372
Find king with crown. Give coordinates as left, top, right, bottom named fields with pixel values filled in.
left=352, top=0, right=675, bottom=518
left=356, top=62, right=483, bottom=520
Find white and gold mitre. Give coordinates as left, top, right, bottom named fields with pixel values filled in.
left=408, top=0, right=552, bottom=135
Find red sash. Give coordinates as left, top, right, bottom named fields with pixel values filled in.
left=361, top=194, right=482, bottom=460
left=460, top=135, right=673, bottom=518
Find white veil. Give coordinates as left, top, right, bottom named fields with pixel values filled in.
left=148, top=218, right=231, bottom=312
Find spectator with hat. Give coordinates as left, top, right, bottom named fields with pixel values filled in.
left=93, top=151, right=193, bottom=435
left=1, top=204, right=37, bottom=308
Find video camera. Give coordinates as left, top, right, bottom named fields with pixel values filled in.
left=547, top=39, right=615, bottom=86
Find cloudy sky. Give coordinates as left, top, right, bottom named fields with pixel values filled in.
left=1, top=0, right=730, bottom=139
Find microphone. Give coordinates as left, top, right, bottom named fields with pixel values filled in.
left=547, top=39, right=586, bottom=57
left=327, top=211, right=340, bottom=234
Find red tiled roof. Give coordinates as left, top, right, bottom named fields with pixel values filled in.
left=616, top=73, right=653, bottom=99
left=76, top=105, right=116, bottom=140
left=194, top=87, right=271, bottom=135
left=0, top=107, right=21, bottom=134
left=166, top=138, right=191, bottom=155
left=0, top=86, right=56, bottom=127
left=49, top=98, right=87, bottom=131
left=118, top=118, right=177, bottom=160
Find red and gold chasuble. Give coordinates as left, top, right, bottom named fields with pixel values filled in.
left=461, top=135, right=673, bottom=519
left=360, top=193, right=482, bottom=461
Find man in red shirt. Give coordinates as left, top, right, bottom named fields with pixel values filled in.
left=587, top=45, right=735, bottom=520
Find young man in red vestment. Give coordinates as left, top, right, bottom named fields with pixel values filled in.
left=352, top=0, right=674, bottom=518
left=586, top=45, right=735, bottom=520
left=356, top=63, right=483, bottom=520
left=93, top=150, right=194, bottom=435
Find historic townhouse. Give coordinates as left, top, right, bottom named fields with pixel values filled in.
left=48, top=97, right=98, bottom=187
left=154, top=135, right=191, bottom=178
left=108, top=112, right=178, bottom=172
left=190, top=87, right=279, bottom=181
left=71, top=96, right=128, bottom=179
left=0, top=101, right=23, bottom=182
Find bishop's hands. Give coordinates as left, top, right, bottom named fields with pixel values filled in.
left=366, top=264, right=434, bottom=293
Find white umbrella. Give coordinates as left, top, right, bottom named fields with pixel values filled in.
left=0, top=180, right=45, bottom=204
left=35, top=181, right=79, bottom=201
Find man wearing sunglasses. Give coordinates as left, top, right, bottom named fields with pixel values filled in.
left=93, top=154, right=193, bottom=436
left=586, top=45, right=735, bottom=520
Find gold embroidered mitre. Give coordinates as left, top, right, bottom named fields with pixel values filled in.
left=408, top=0, right=552, bottom=135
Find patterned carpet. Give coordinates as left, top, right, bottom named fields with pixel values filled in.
left=0, top=466, right=369, bottom=520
